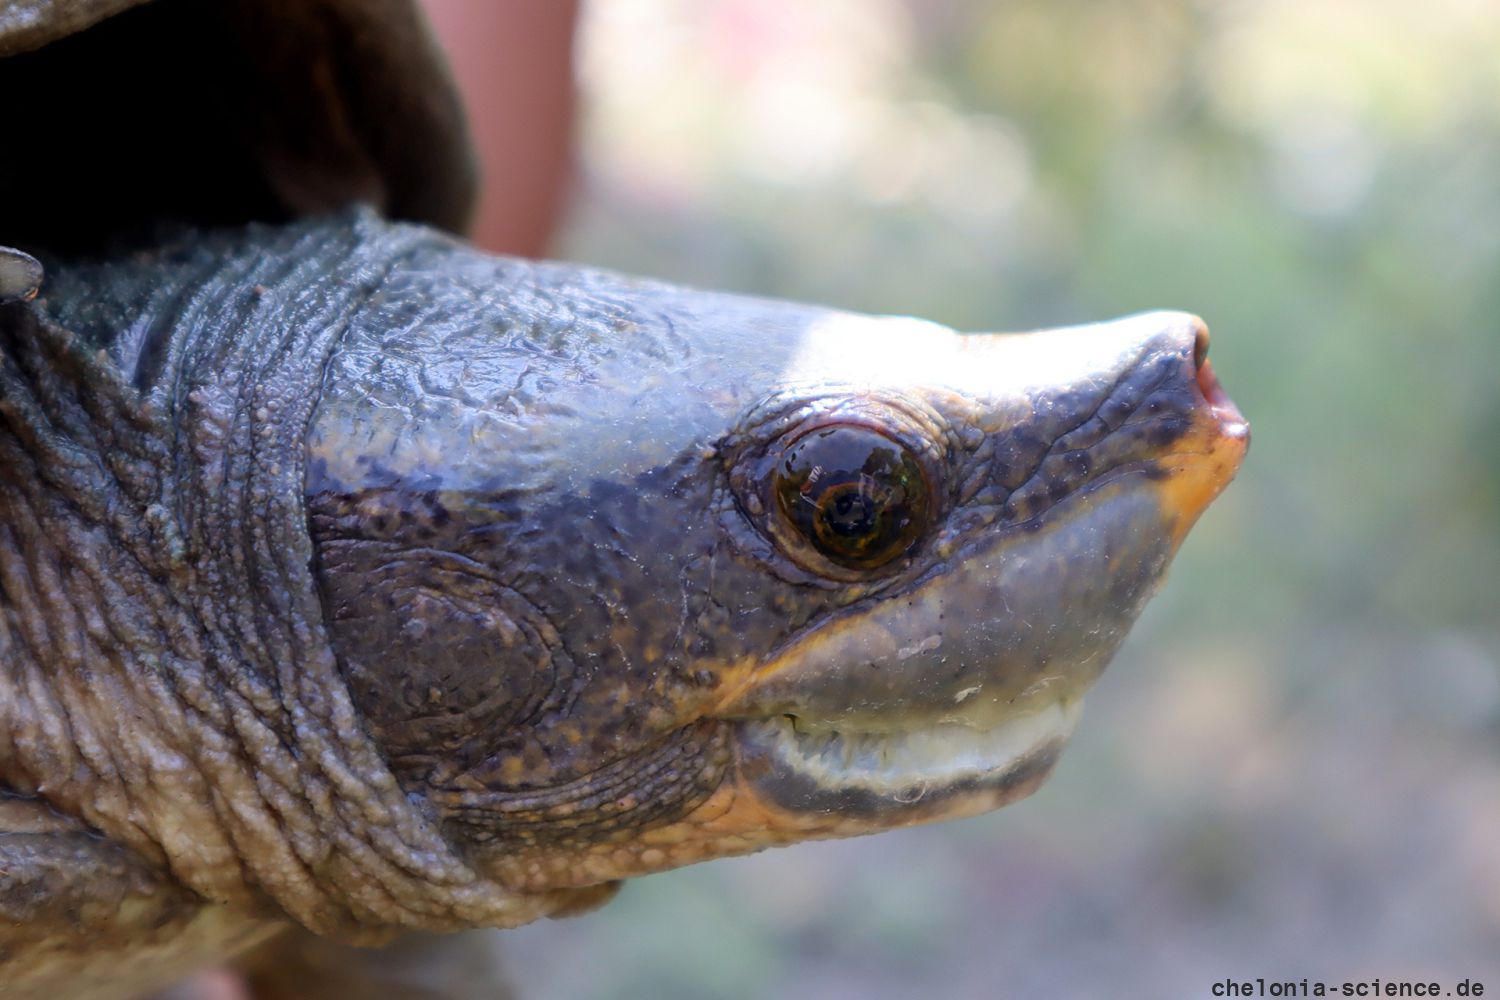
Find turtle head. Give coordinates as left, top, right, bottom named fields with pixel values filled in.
left=305, top=247, right=1247, bottom=898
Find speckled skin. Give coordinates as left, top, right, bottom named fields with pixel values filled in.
left=0, top=211, right=1246, bottom=997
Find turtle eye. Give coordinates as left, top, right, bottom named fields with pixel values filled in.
left=772, top=424, right=931, bottom=570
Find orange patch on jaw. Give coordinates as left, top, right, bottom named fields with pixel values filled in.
left=490, top=771, right=849, bottom=894
left=1156, top=360, right=1250, bottom=546
left=492, top=744, right=1058, bottom=896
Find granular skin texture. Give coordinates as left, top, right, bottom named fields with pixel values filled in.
left=0, top=211, right=1244, bottom=998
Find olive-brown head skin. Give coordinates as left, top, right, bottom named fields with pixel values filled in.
left=305, top=238, right=1247, bottom=895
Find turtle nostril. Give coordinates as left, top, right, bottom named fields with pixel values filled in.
left=1191, top=318, right=1210, bottom=371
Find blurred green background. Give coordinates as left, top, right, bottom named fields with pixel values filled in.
left=499, top=0, right=1500, bottom=996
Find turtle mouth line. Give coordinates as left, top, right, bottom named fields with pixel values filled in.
left=741, top=699, right=1081, bottom=799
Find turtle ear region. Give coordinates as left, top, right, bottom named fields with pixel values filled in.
left=307, top=490, right=569, bottom=778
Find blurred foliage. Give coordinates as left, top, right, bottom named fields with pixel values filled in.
left=506, top=1, right=1500, bottom=997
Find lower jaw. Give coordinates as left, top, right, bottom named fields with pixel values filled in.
left=735, top=699, right=1081, bottom=821
left=479, top=704, right=1080, bottom=895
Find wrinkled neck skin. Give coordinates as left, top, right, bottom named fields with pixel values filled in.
left=0, top=214, right=578, bottom=937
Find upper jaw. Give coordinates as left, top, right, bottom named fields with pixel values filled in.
left=715, top=475, right=1177, bottom=729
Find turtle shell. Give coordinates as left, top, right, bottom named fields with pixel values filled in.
left=0, top=0, right=475, bottom=250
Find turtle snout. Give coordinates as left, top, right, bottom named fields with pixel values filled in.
left=1151, top=314, right=1250, bottom=543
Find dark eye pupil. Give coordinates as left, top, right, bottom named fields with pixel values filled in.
left=826, top=490, right=874, bottom=536
left=772, top=425, right=930, bottom=570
